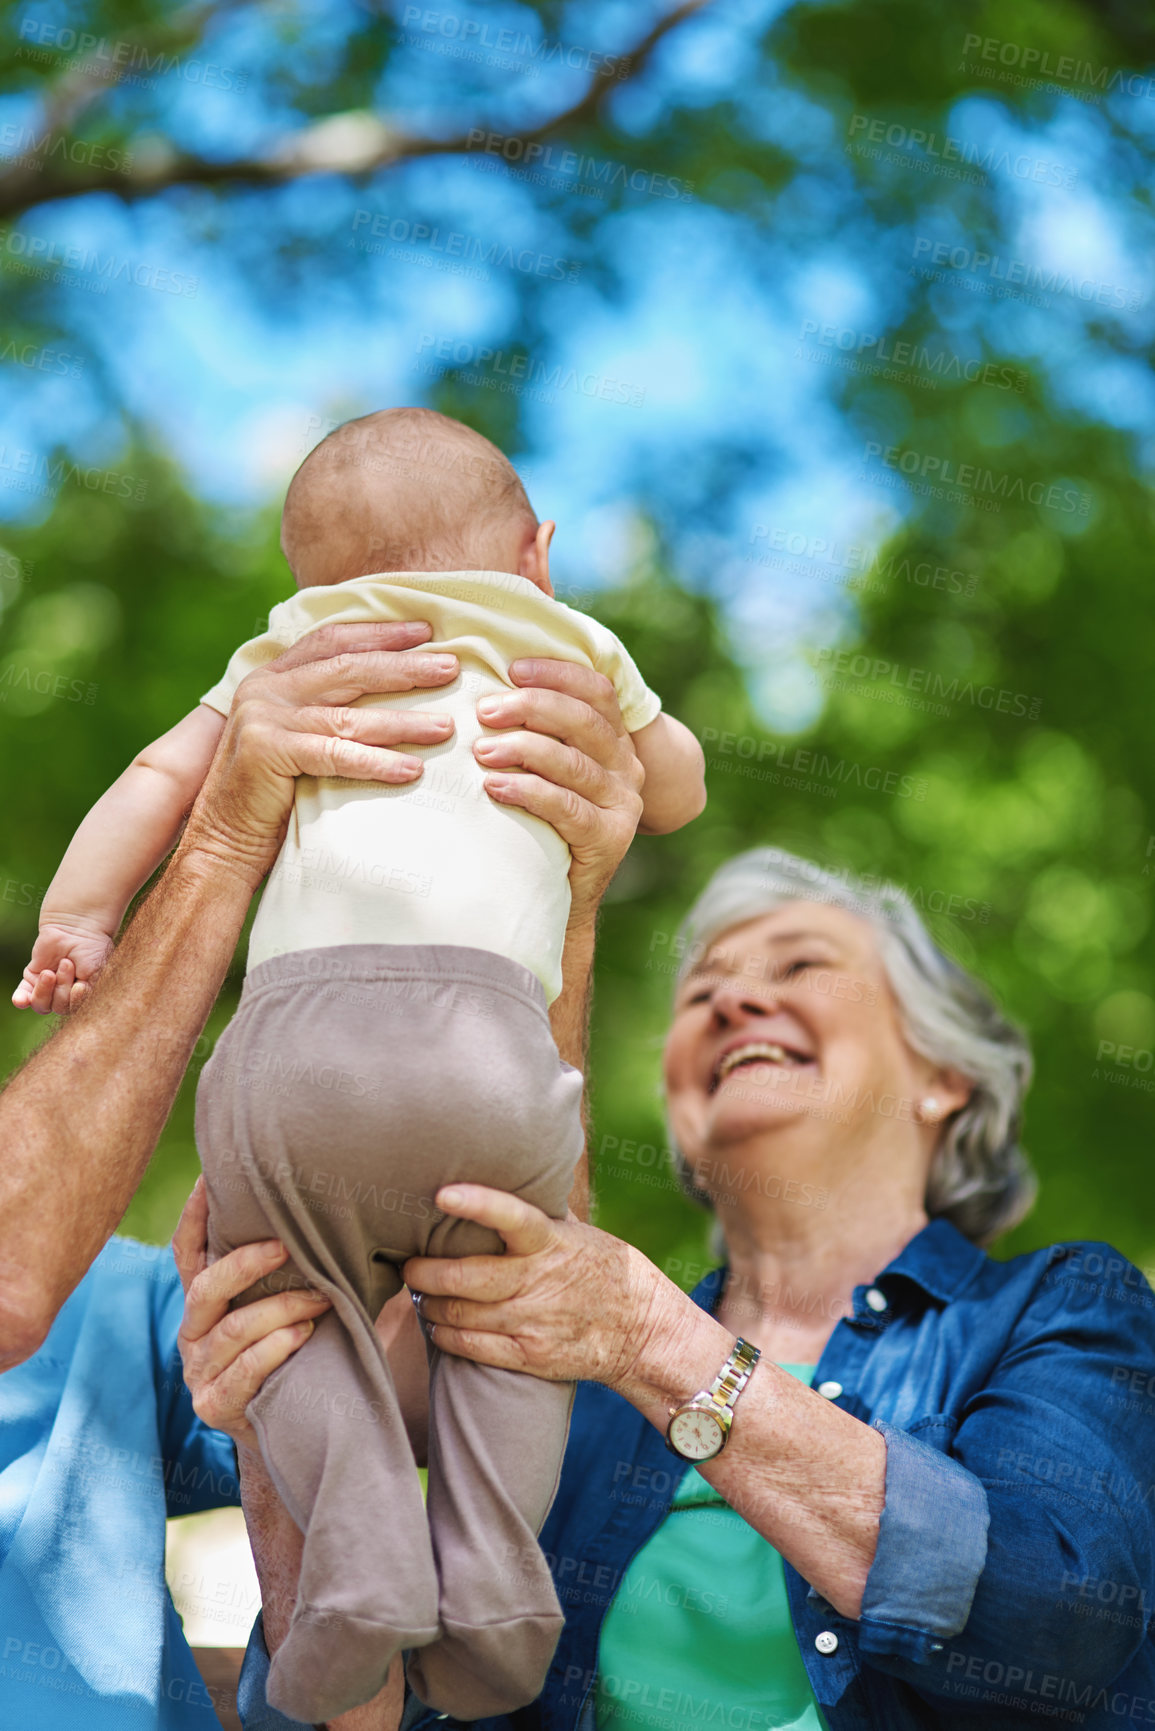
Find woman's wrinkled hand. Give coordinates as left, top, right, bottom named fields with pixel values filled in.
left=172, top=1178, right=331, bottom=1451
left=403, top=1183, right=662, bottom=1393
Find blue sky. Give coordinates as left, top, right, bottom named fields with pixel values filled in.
left=2, top=0, right=1153, bottom=728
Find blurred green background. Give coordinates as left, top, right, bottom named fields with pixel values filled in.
left=2, top=0, right=1153, bottom=1281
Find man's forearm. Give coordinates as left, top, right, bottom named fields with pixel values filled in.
left=0, top=845, right=253, bottom=1364
left=238, top=1445, right=304, bottom=1654
left=552, top=918, right=597, bottom=1222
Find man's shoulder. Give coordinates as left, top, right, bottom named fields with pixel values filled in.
left=85, top=1236, right=183, bottom=1341
left=93, top=1234, right=179, bottom=1287
left=1, top=1239, right=181, bottom=1405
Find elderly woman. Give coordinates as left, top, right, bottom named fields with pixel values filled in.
left=404, top=847, right=1155, bottom=1731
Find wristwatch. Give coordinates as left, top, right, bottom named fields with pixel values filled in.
left=665, top=1337, right=761, bottom=1461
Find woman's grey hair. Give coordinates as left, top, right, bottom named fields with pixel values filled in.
left=667, top=847, right=1036, bottom=1246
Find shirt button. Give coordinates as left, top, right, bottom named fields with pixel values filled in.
left=815, top=1630, right=839, bottom=1655
left=865, top=1287, right=888, bottom=1313
left=817, top=1380, right=843, bottom=1400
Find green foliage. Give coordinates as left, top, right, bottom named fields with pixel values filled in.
left=583, top=500, right=1155, bottom=1279
left=1, top=0, right=1153, bottom=1282
left=2, top=434, right=1153, bottom=1278
left=0, top=459, right=286, bottom=1240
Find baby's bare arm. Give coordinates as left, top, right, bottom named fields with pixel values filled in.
left=39, top=705, right=226, bottom=938
left=631, top=712, right=707, bottom=835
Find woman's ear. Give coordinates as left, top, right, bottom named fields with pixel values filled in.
left=917, top=1067, right=974, bottom=1124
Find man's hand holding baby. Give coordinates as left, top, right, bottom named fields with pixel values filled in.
left=180, top=619, right=461, bottom=887
left=474, top=656, right=646, bottom=928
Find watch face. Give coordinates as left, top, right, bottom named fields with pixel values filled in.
left=669, top=1405, right=725, bottom=1461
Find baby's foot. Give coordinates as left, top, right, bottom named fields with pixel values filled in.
left=267, top=1604, right=440, bottom=1724
left=406, top=1609, right=565, bottom=1720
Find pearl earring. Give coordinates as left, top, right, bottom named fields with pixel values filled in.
left=919, top=1096, right=942, bottom=1124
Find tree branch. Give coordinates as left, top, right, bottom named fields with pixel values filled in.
left=0, top=0, right=714, bottom=222
left=1, top=0, right=254, bottom=217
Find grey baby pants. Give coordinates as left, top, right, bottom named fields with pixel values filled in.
left=194, top=945, right=584, bottom=1726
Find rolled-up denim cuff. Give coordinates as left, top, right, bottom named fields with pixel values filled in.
left=237, top=1614, right=316, bottom=1730
left=858, top=1420, right=989, bottom=1662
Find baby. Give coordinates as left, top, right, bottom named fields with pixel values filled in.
left=14, top=407, right=706, bottom=1724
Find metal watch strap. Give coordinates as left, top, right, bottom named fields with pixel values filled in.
left=706, top=1336, right=761, bottom=1414
left=665, top=1336, right=762, bottom=1459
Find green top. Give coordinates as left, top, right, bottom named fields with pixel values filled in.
left=595, top=1364, right=828, bottom=1731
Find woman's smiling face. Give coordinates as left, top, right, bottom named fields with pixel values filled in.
left=663, top=901, right=948, bottom=1183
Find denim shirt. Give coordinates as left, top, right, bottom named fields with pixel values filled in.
left=242, top=1220, right=1155, bottom=1730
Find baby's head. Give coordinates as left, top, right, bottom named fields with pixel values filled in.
left=281, top=407, right=553, bottom=593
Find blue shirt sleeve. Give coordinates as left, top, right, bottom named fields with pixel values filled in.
left=859, top=1420, right=989, bottom=1656
left=857, top=1245, right=1155, bottom=1696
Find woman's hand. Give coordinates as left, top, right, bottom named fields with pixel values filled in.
left=172, top=1179, right=332, bottom=1452
left=475, top=659, right=645, bottom=928
left=403, top=1184, right=675, bottom=1396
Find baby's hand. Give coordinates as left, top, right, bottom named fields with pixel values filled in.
left=12, top=923, right=115, bottom=1014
